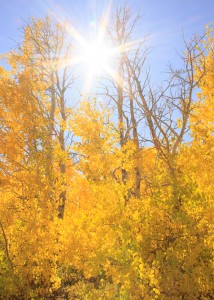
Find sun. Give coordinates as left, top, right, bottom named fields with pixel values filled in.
left=63, top=11, right=118, bottom=91
left=64, top=11, right=137, bottom=92
left=80, top=40, right=112, bottom=77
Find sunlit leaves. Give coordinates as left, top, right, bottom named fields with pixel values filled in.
left=0, top=20, right=213, bottom=299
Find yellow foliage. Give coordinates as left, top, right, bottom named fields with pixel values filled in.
left=0, top=20, right=213, bottom=299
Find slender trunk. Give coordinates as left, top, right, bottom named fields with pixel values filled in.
left=58, top=91, right=66, bottom=219
left=126, top=62, right=141, bottom=197
left=46, top=77, right=56, bottom=184
left=129, top=94, right=141, bottom=197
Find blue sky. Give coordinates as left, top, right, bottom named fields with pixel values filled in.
left=0, top=0, right=213, bottom=81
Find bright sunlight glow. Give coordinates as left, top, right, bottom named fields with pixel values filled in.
left=63, top=5, right=140, bottom=93
left=80, top=41, right=112, bottom=76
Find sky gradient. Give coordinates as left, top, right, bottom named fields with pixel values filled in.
left=0, top=0, right=213, bottom=82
